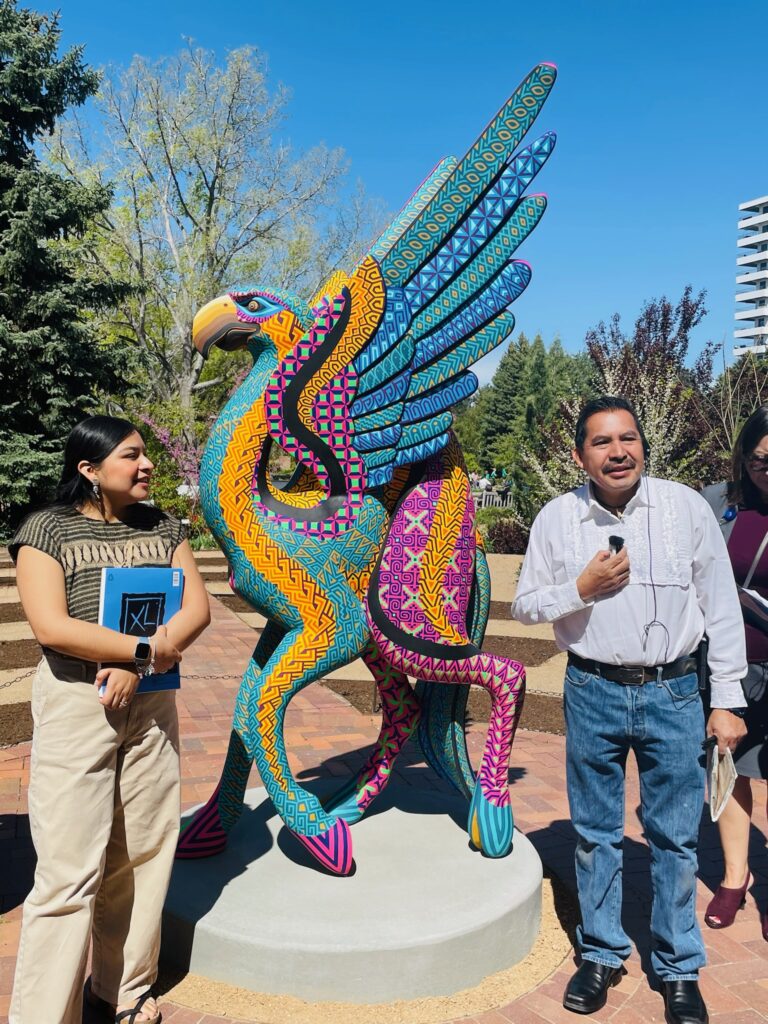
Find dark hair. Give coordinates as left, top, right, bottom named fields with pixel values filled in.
left=729, top=405, right=768, bottom=507
left=574, top=395, right=650, bottom=458
left=54, top=415, right=141, bottom=507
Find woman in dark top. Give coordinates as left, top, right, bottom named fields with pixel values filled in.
left=703, top=405, right=768, bottom=937
left=9, top=416, right=210, bottom=1024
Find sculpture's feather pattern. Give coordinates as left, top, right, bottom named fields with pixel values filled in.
left=402, top=132, right=554, bottom=311
left=406, top=312, right=516, bottom=400
left=342, top=69, right=554, bottom=486
left=379, top=64, right=556, bottom=286
left=393, top=433, right=451, bottom=468
left=406, top=195, right=545, bottom=343
left=402, top=372, right=479, bottom=424
left=399, top=413, right=453, bottom=452
left=368, top=156, right=458, bottom=264
left=352, top=402, right=405, bottom=435
left=412, top=263, right=530, bottom=371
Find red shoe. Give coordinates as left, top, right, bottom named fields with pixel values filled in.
left=705, top=872, right=751, bottom=929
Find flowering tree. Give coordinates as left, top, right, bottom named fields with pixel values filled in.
left=695, top=349, right=768, bottom=461
left=138, top=414, right=202, bottom=498
left=510, top=287, right=723, bottom=531
left=585, top=286, right=718, bottom=482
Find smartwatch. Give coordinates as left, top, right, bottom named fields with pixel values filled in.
left=726, top=707, right=748, bottom=719
left=134, top=637, right=152, bottom=676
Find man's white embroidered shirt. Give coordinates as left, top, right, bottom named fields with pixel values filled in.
left=511, top=477, right=747, bottom=708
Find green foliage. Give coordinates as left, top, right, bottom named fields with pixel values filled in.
left=453, top=333, right=594, bottom=528
left=485, top=518, right=528, bottom=555
left=474, top=507, right=529, bottom=554
left=694, top=350, right=768, bottom=467
left=125, top=395, right=211, bottom=538
left=0, top=1, right=129, bottom=531
left=475, top=505, right=514, bottom=530
left=508, top=287, right=727, bottom=529
left=583, top=286, right=718, bottom=487
left=0, top=2, right=98, bottom=162
left=189, top=530, right=218, bottom=551
left=478, top=332, right=594, bottom=474
left=452, top=387, right=492, bottom=474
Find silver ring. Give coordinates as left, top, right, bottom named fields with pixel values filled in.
left=119, top=699, right=129, bottom=708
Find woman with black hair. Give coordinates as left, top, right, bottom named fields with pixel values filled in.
left=703, top=404, right=768, bottom=938
left=9, top=416, right=210, bottom=1024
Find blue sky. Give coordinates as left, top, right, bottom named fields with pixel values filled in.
left=59, top=0, right=766, bottom=383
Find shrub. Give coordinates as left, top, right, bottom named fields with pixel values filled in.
left=485, top=518, right=529, bottom=555
left=189, top=530, right=218, bottom=551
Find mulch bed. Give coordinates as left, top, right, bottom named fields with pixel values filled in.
left=0, top=639, right=40, bottom=670
left=0, top=603, right=24, bottom=623
left=489, top=600, right=514, bottom=618
left=322, top=678, right=564, bottom=735
left=483, top=635, right=558, bottom=665
left=201, top=571, right=230, bottom=583
left=0, top=596, right=566, bottom=737
left=206, top=595, right=566, bottom=732
left=217, top=594, right=254, bottom=614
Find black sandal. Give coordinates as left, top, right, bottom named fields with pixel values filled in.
left=84, top=977, right=115, bottom=1017
left=115, top=991, right=161, bottom=1024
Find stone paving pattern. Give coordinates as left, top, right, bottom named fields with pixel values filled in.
left=1, top=562, right=768, bottom=1021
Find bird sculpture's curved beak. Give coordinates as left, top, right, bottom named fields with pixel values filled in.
left=193, top=296, right=257, bottom=358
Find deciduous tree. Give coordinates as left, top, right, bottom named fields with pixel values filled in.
left=52, top=44, right=382, bottom=410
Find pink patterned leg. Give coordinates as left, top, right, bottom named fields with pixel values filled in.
left=368, top=619, right=525, bottom=856
left=326, top=643, right=420, bottom=823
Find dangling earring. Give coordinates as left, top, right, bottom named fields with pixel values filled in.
left=92, top=480, right=101, bottom=501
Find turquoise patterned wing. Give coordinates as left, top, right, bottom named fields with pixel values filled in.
left=349, top=63, right=557, bottom=486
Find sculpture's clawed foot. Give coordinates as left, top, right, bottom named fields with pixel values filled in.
left=292, top=817, right=354, bottom=875
left=468, top=780, right=514, bottom=858
left=176, top=785, right=228, bottom=859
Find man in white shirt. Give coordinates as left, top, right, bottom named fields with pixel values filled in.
left=512, top=396, right=747, bottom=1024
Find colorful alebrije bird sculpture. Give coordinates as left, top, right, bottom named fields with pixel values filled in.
left=177, top=63, right=557, bottom=875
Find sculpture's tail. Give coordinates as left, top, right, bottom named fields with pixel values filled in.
left=411, top=544, right=492, bottom=798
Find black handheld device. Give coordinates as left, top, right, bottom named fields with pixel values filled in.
left=608, top=534, right=624, bottom=555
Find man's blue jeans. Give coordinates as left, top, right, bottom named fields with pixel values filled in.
left=564, top=663, right=706, bottom=981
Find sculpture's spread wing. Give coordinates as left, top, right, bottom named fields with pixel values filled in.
left=349, top=62, right=556, bottom=485
left=259, top=63, right=556, bottom=508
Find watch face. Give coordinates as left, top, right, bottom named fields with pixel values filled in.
left=134, top=641, right=152, bottom=661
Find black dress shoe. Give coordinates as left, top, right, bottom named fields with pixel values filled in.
left=563, top=960, right=627, bottom=1014
left=661, top=979, right=709, bottom=1024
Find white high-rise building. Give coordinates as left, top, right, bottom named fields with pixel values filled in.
left=735, top=194, right=768, bottom=356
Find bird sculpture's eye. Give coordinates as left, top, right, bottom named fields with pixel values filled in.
left=231, top=289, right=287, bottom=322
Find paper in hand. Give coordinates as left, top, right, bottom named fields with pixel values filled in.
left=707, top=742, right=737, bottom=822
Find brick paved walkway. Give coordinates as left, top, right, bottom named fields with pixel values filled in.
left=2, top=596, right=768, bottom=1022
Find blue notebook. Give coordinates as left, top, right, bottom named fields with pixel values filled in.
left=98, top=566, right=184, bottom=693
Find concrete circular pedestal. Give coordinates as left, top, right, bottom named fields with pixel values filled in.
left=162, top=783, right=543, bottom=1003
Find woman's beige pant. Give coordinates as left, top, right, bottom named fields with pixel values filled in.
left=10, top=654, right=180, bottom=1024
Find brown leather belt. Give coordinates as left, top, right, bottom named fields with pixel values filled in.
left=567, top=650, right=699, bottom=686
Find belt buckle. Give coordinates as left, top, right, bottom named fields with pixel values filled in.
left=624, top=666, right=647, bottom=685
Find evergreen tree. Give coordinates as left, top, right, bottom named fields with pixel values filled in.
left=480, top=332, right=531, bottom=466
left=547, top=337, right=594, bottom=405
left=452, top=386, right=492, bottom=472
left=0, top=1, right=127, bottom=531
left=520, top=334, right=552, bottom=427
